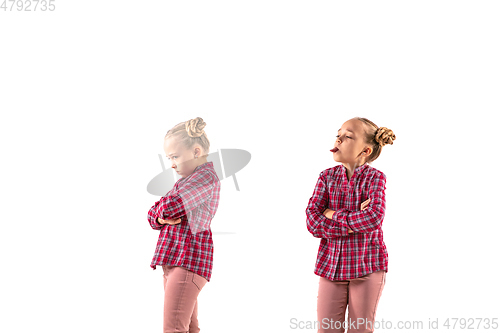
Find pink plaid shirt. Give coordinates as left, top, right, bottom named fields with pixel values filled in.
left=306, top=163, right=388, bottom=280
left=148, top=161, right=220, bottom=281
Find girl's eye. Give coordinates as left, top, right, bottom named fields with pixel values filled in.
left=335, top=135, right=352, bottom=139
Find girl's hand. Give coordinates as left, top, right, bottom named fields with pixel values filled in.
left=322, top=208, right=335, bottom=219
left=361, top=197, right=371, bottom=211
left=347, top=198, right=371, bottom=234
left=158, top=217, right=182, bottom=225
left=324, top=208, right=354, bottom=234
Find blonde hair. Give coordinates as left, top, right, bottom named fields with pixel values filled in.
left=354, top=117, right=396, bottom=164
left=165, top=117, right=210, bottom=154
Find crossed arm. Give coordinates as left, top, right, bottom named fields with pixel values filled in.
left=148, top=172, right=216, bottom=230
left=322, top=198, right=371, bottom=233
left=306, top=171, right=385, bottom=238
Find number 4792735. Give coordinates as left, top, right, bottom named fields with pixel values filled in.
left=443, top=318, right=498, bottom=330
left=1, top=0, right=56, bottom=11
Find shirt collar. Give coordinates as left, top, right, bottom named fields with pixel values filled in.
left=341, top=162, right=369, bottom=178
left=178, top=161, right=213, bottom=184
left=193, top=161, right=213, bottom=173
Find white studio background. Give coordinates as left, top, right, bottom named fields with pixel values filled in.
left=1, top=1, right=499, bottom=332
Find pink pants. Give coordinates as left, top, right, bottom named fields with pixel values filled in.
left=317, top=270, right=386, bottom=333
left=162, top=265, right=207, bottom=333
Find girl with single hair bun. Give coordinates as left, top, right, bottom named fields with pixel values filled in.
left=166, top=117, right=210, bottom=157
left=185, top=117, right=206, bottom=138
left=147, top=117, right=220, bottom=333
left=306, top=117, right=396, bottom=333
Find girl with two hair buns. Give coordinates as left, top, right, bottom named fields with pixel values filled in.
left=147, top=117, right=220, bottom=333
left=306, top=117, right=396, bottom=333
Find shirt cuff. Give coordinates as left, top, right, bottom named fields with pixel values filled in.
left=148, top=206, right=164, bottom=229
left=332, top=208, right=350, bottom=230
left=324, top=212, right=350, bottom=236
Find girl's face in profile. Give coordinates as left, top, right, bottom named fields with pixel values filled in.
left=164, top=137, right=200, bottom=178
left=333, top=119, right=371, bottom=166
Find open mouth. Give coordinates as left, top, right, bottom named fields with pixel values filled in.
left=330, top=147, right=339, bottom=153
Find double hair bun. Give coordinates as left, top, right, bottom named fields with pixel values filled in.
left=185, top=117, right=206, bottom=138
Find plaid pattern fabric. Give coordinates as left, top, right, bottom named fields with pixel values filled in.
left=306, top=163, right=388, bottom=280
left=148, top=161, right=220, bottom=281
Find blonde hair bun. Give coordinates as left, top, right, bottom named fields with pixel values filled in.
left=185, top=117, right=206, bottom=138
left=375, top=127, right=396, bottom=147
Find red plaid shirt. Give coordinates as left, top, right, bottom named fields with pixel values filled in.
left=148, top=161, right=220, bottom=281
left=306, top=163, right=388, bottom=280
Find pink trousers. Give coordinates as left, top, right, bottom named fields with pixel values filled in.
left=317, top=270, right=386, bottom=333
left=162, top=265, right=207, bottom=333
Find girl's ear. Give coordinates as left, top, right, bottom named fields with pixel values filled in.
left=194, top=147, right=202, bottom=157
